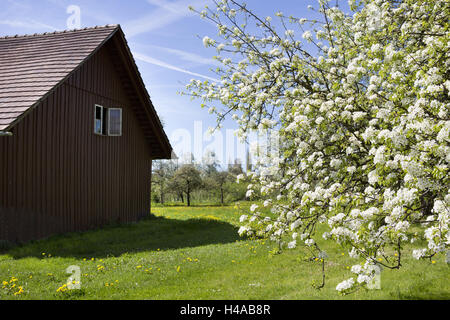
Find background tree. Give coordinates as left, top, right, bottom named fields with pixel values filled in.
left=204, top=170, right=232, bottom=205
left=171, top=164, right=203, bottom=207
left=228, top=158, right=244, bottom=176
left=152, top=160, right=176, bottom=204
left=202, top=150, right=220, bottom=175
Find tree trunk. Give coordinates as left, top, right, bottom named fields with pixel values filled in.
left=187, top=182, right=191, bottom=207
left=221, top=187, right=224, bottom=205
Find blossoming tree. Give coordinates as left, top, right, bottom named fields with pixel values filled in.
left=186, top=0, right=449, bottom=293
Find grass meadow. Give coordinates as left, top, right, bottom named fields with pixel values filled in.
left=0, top=202, right=448, bottom=300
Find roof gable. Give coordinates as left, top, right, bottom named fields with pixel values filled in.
left=0, top=25, right=172, bottom=159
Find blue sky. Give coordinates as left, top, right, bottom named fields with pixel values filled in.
left=0, top=0, right=324, bottom=166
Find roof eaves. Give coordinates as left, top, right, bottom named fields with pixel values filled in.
left=113, top=27, right=173, bottom=159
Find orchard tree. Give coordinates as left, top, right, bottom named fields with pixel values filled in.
left=171, top=164, right=203, bottom=207
left=202, top=150, right=220, bottom=175
left=228, top=158, right=244, bottom=176
left=186, top=0, right=450, bottom=293
left=152, top=160, right=177, bottom=204
left=208, top=171, right=233, bottom=204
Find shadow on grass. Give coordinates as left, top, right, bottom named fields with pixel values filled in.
left=152, top=203, right=232, bottom=208
left=1, top=214, right=241, bottom=260
left=394, top=292, right=450, bottom=300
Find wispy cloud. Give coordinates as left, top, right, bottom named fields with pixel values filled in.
left=133, top=43, right=221, bottom=68
left=134, top=52, right=219, bottom=82
left=123, top=0, right=207, bottom=38
left=0, top=0, right=59, bottom=32
left=0, top=19, right=57, bottom=31
left=5, top=0, right=32, bottom=11
left=146, top=0, right=184, bottom=13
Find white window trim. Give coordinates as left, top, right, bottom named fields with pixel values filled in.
left=108, top=108, right=122, bottom=136
left=94, top=104, right=104, bottom=135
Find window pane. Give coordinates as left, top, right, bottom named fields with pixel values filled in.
left=109, top=109, right=122, bottom=136
left=95, top=119, right=102, bottom=134
left=94, top=105, right=103, bottom=134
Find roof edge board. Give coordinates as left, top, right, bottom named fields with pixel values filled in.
left=111, top=28, right=172, bottom=159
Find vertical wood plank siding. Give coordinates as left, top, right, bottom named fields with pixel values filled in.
left=0, top=45, right=152, bottom=242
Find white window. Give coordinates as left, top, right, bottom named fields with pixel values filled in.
left=108, top=108, right=122, bottom=136
left=94, top=104, right=104, bottom=135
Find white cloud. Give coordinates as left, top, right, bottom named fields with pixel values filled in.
left=123, top=0, right=207, bottom=38
left=137, top=44, right=221, bottom=67
left=134, top=52, right=219, bottom=82
left=146, top=0, right=184, bottom=13
left=0, top=19, right=57, bottom=31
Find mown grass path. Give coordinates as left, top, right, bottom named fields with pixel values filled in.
left=0, top=203, right=448, bottom=299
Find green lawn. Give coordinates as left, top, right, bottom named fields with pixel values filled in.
left=0, top=203, right=448, bottom=300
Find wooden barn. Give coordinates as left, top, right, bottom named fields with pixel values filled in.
left=0, top=25, right=172, bottom=243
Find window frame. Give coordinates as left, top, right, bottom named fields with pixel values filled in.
left=94, top=104, right=104, bottom=136
left=107, top=108, right=123, bottom=137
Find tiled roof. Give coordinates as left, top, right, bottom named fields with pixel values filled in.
left=0, top=25, right=119, bottom=131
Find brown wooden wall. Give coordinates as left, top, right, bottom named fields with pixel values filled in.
left=0, top=45, right=153, bottom=242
